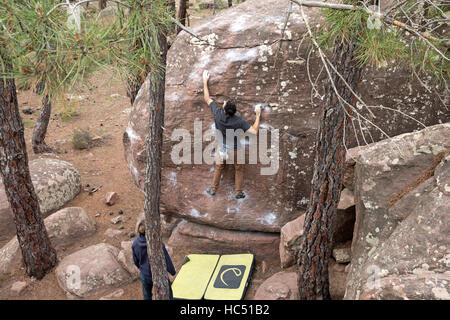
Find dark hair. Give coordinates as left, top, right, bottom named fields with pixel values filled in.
left=224, top=100, right=237, bottom=118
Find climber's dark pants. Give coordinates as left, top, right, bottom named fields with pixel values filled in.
left=211, top=149, right=244, bottom=195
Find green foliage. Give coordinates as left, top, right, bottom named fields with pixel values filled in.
left=318, top=7, right=406, bottom=68
left=71, top=128, right=92, bottom=150
left=318, top=6, right=366, bottom=48
left=57, top=100, right=79, bottom=122
left=0, top=1, right=110, bottom=98
left=106, top=0, right=173, bottom=86
left=0, top=0, right=173, bottom=102
left=317, top=2, right=449, bottom=85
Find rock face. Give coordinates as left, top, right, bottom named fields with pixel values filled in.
left=279, top=214, right=305, bottom=268
left=167, top=220, right=280, bottom=260
left=279, top=188, right=355, bottom=268
left=0, top=158, right=81, bottom=241
left=123, top=0, right=447, bottom=261
left=0, top=207, right=96, bottom=278
left=56, top=243, right=135, bottom=298
left=116, top=240, right=140, bottom=280
left=344, top=123, right=450, bottom=300
left=44, top=207, right=97, bottom=247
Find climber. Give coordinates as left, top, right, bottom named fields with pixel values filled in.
left=202, top=70, right=261, bottom=199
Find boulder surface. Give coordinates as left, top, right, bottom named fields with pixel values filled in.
left=0, top=207, right=96, bottom=278
left=0, top=158, right=81, bottom=241
left=56, top=243, right=134, bottom=298
left=344, top=123, right=450, bottom=300
left=123, top=0, right=448, bottom=261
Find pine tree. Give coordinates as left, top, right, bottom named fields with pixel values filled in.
left=0, top=50, right=57, bottom=280
left=293, top=0, right=449, bottom=299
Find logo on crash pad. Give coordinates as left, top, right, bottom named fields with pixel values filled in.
left=213, top=265, right=246, bottom=289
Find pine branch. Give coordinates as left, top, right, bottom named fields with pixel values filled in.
left=291, top=0, right=450, bottom=59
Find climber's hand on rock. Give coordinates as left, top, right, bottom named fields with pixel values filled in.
left=203, top=70, right=210, bottom=83
left=255, top=105, right=262, bottom=117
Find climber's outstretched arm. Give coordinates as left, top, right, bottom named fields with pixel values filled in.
left=247, top=107, right=261, bottom=135
left=203, top=70, right=213, bottom=105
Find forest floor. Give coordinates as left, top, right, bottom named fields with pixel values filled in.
left=0, top=3, right=345, bottom=300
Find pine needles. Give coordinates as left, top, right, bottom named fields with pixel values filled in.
left=0, top=0, right=173, bottom=101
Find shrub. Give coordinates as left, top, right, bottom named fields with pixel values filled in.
left=72, top=129, right=93, bottom=150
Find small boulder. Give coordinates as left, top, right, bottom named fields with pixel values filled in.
left=104, top=192, right=119, bottom=206
left=253, top=272, right=298, bottom=300
left=10, top=281, right=28, bottom=296
left=56, top=243, right=134, bottom=298
left=111, top=216, right=123, bottom=224
left=104, top=228, right=123, bottom=239
left=332, top=246, right=352, bottom=264
left=0, top=207, right=96, bottom=279
left=44, top=207, right=97, bottom=248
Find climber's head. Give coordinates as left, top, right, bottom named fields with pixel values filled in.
left=223, top=100, right=237, bottom=118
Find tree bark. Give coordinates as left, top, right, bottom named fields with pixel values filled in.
left=143, top=32, right=171, bottom=300
left=31, top=92, right=54, bottom=154
left=228, top=0, right=233, bottom=7
left=0, top=60, right=57, bottom=280
left=126, top=76, right=143, bottom=105
left=176, top=0, right=188, bottom=34
left=297, top=38, right=362, bottom=299
left=99, top=0, right=107, bottom=10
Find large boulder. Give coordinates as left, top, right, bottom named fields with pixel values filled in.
left=0, top=207, right=96, bottom=279
left=167, top=220, right=280, bottom=260
left=116, top=240, right=140, bottom=280
left=56, top=243, right=135, bottom=298
left=0, top=158, right=81, bottom=241
left=344, top=123, right=450, bottom=300
left=123, top=0, right=447, bottom=236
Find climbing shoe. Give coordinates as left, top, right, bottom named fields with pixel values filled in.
left=235, top=192, right=246, bottom=199
left=206, top=188, right=216, bottom=196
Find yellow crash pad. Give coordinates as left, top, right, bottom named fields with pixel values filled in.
left=171, top=254, right=220, bottom=300
left=204, top=254, right=254, bottom=300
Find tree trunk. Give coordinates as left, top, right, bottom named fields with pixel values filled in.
left=99, top=0, right=107, bottom=10
left=228, top=0, right=233, bottom=7
left=176, top=0, right=188, bottom=34
left=297, top=38, right=362, bottom=299
left=32, top=93, right=54, bottom=154
left=126, top=76, right=143, bottom=105
left=0, top=60, right=57, bottom=280
left=143, top=32, right=170, bottom=300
